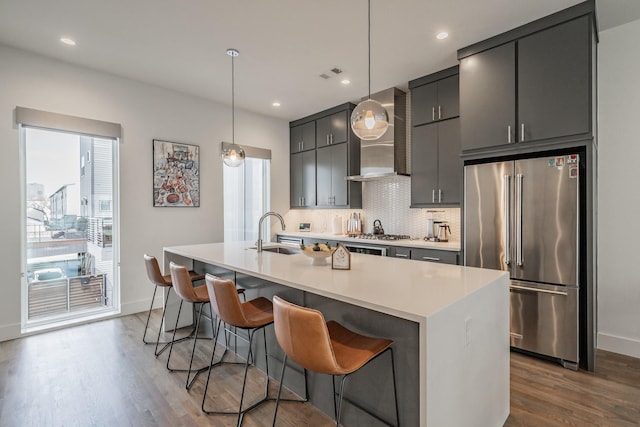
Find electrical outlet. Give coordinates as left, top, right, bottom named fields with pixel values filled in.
left=465, top=317, right=472, bottom=348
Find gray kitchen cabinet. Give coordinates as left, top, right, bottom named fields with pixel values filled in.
left=290, top=150, right=316, bottom=208
left=410, top=248, right=459, bottom=265
left=290, top=121, right=316, bottom=153
left=411, top=73, right=459, bottom=126
left=411, top=118, right=461, bottom=206
left=317, top=143, right=348, bottom=207
left=316, top=110, right=348, bottom=147
left=388, top=246, right=459, bottom=265
left=459, top=43, right=515, bottom=151
left=290, top=102, right=361, bottom=209
left=459, top=14, right=593, bottom=152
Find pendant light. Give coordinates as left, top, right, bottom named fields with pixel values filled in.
left=350, top=0, right=389, bottom=141
left=221, top=48, right=246, bottom=167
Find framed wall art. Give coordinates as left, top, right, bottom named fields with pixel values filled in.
left=153, top=139, right=200, bottom=207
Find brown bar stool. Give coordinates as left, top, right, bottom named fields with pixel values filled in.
left=167, top=262, right=219, bottom=390
left=271, top=295, right=400, bottom=427
left=142, top=254, right=205, bottom=356
left=201, top=274, right=276, bottom=426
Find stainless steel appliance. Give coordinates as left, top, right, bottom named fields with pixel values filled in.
left=464, top=154, right=580, bottom=368
left=342, top=243, right=387, bottom=256
left=436, top=223, right=451, bottom=242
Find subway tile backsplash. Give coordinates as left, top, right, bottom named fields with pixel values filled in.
left=284, top=175, right=461, bottom=242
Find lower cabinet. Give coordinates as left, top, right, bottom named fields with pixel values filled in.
left=388, top=246, right=459, bottom=265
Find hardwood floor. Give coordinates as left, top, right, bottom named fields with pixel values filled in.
left=0, top=311, right=638, bottom=426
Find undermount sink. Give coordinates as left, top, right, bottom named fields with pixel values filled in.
left=248, top=246, right=301, bottom=255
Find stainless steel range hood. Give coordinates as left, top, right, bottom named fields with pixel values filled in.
left=346, top=87, right=407, bottom=181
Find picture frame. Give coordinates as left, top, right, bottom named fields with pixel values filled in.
left=153, top=139, right=200, bottom=207
left=331, top=243, right=351, bottom=270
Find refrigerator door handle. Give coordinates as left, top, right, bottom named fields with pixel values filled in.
left=503, top=174, right=511, bottom=266
left=510, top=284, right=569, bottom=296
left=516, top=173, right=524, bottom=267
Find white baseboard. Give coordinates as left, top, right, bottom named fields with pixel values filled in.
left=0, top=322, right=21, bottom=342
left=598, top=332, right=640, bottom=358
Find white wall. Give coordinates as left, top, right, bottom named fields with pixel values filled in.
left=598, top=19, right=640, bottom=358
left=0, top=44, right=289, bottom=341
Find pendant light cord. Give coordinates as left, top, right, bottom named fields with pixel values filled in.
left=231, top=52, right=235, bottom=144
left=368, top=0, right=371, bottom=100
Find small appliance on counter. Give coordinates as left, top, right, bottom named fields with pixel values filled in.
left=298, top=223, right=311, bottom=232
left=331, top=215, right=342, bottom=235
left=347, top=213, right=362, bottom=235
left=372, top=219, right=384, bottom=235
left=436, top=223, right=451, bottom=242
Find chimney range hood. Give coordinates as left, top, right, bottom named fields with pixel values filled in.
left=346, top=87, right=407, bottom=181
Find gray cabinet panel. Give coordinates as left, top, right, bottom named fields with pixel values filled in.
left=411, top=83, right=438, bottom=126
left=437, top=75, right=460, bottom=121
left=317, top=144, right=348, bottom=207
left=290, top=150, right=316, bottom=207
left=411, top=124, right=438, bottom=205
left=437, top=118, right=461, bottom=204
left=317, top=111, right=348, bottom=147
left=290, top=121, right=316, bottom=153
left=460, top=42, right=516, bottom=151
left=410, top=248, right=458, bottom=265
left=518, top=16, right=590, bottom=142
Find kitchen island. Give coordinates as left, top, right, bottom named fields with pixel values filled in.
left=163, top=241, right=509, bottom=427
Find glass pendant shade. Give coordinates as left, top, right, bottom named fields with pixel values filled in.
left=350, top=98, right=389, bottom=140
left=221, top=143, right=245, bottom=167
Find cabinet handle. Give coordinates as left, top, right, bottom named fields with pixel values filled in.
left=438, top=105, right=442, bottom=119
left=521, top=123, right=525, bottom=142
left=432, top=107, right=435, bottom=121
left=330, top=134, right=334, bottom=144
left=422, top=256, right=441, bottom=262
left=395, top=254, right=409, bottom=258
left=432, top=189, right=435, bottom=203
left=301, top=141, right=304, bottom=151
left=507, top=125, right=512, bottom=143
left=438, top=189, right=442, bottom=203
left=326, top=135, right=330, bottom=145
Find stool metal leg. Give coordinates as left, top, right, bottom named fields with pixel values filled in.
left=272, top=356, right=309, bottom=426
left=185, top=302, right=210, bottom=390
left=142, top=285, right=159, bottom=344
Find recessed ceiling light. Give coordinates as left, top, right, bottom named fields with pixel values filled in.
left=341, top=79, right=351, bottom=85
left=436, top=32, right=449, bottom=40
left=272, top=102, right=281, bottom=107
left=60, top=37, right=76, bottom=46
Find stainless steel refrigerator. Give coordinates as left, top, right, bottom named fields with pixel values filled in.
left=464, top=154, right=580, bottom=368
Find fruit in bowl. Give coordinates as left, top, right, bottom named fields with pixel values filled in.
left=299, top=242, right=335, bottom=265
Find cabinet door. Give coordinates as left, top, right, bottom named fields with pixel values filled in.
left=316, top=115, right=332, bottom=147
left=317, top=111, right=348, bottom=146
left=316, top=146, right=332, bottom=206
left=330, top=111, right=348, bottom=145
left=290, top=121, right=316, bottom=153
left=290, top=152, right=303, bottom=207
left=301, top=149, right=316, bottom=206
left=437, top=118, right=461, bottom=204
left=411, top=124, right=438, bottom=206
left=411, top=83, right=438, bottom=126
left=411, top=248, right=458, bottom=265
left=331, top=143, right=348, bottom=206
left=437, top=75, right=460, bottom=121
left=518, top=16, right=590, bottom=142
left=460, top=42, right=516, bottom=151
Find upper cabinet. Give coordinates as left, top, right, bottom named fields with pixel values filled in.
left=316, top=110, right=349, bottom=147
left=409, top=67, right=462, bottom=207
left=458, top=1, right=596, bottom=153
left=290, top=121, right=316, bottom=153
left=289, top=103, right=361, bottom=209
left=411, top=73, right=459, bottom=126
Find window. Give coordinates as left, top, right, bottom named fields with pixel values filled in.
left=223, top=146, right=271, bottom=243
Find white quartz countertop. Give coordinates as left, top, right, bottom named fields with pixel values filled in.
left=164, top=241, right=506, bottom=322
left=276, top=231, right=461, bottom=251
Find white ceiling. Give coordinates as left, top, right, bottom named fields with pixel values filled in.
left=0, top=0, right=638, bottom=122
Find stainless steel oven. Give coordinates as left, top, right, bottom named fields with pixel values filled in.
left=342, top=243, right=387, bottom=256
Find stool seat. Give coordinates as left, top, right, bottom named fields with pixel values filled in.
left=326, top=320, right=393, bottom=375
left=190, top=283, right=210, bottom=303
left=239, top=297, right=274, bottom=328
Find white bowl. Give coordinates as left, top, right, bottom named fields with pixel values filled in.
left=301, top=249, right=335, bottom=266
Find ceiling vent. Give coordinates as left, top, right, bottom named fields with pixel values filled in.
left=319, top=73, right=331, bottom=80
left=330, top=67, right=343, bottom=74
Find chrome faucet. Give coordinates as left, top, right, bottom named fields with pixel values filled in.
left=257, top=211, right=286, bottom=252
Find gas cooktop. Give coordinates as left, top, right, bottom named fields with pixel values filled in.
left=348, top=233, right=411, bottom=241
